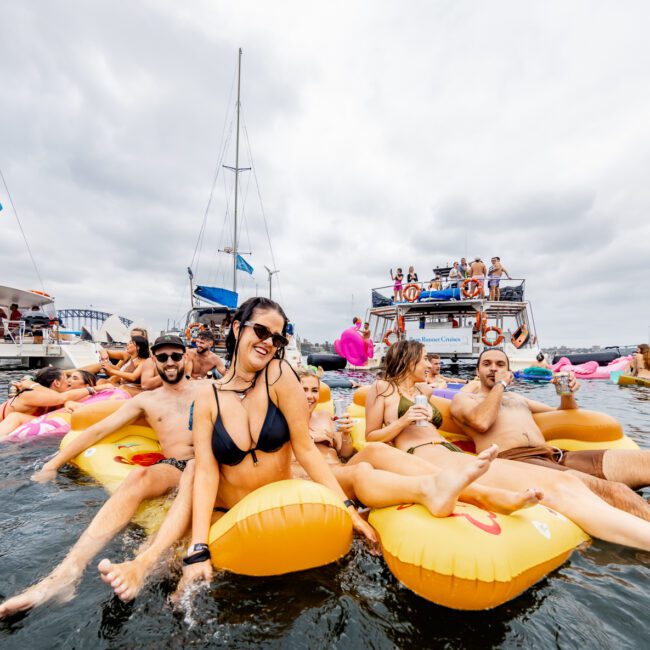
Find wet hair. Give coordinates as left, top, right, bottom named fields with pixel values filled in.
left=35, top=366, right=63, bottom=388
left=225, top=297, right=289, bottom=374
left=197, top=330, right=215, bottom=342
left=476, top=348, right=510, bottom=370
left=380, top=340, right=426, bottom=396
left=638, top=344, right=650, bottom=369
left=536, top=352, right=545, bottom=363
left=130, top=335, right=150, bottom=359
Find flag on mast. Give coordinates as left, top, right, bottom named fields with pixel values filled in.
left=236, top=254, right=254, bottom=275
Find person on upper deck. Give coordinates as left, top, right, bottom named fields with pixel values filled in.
left=390, top=268, right=404, bottom=302
left=488, top=256, right=511, bottom=301
left=407, top=266, right=418, bottom=283
left=458, top=258, right=469, bottom=278
left=447, top=262, right=462, bottom=288
left=468, top=258, right=487, bottom=298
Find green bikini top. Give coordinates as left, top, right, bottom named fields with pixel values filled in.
left=397, top=392, right=443, bottom=429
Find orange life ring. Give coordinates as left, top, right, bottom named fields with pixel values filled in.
left=461, top=278, right=482, bottom=299
left=482, top=326, right=504, bottom=347
left=29, top=290, right=52, bottom=298
left=185, top=322, right=204, bottom=343
left=383, top=330, right=400, bottom=347
left=403, top=284, right=421, bottom=303
left=473, top=312, right=484, bottom=333
left=397, top=315, right=405, bottom=333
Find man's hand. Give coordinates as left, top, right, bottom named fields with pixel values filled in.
left=567, top=372, right=580, bottom=394
left=182, top=559, right=213, bottom=584
left=350, top=511, right=380, bottom=553
left=494, top=369, right=514, bottom=386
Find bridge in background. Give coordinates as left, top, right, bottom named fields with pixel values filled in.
left=57, top=309, right=133, bottom=332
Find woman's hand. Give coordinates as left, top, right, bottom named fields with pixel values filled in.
left=100, top=359, right=113, bottom=374
left=182, top=559, right=213, bottom=584
left=32, top=460, right=59, bottom=483
left=335, top=414, right=353, bottom=435
left=64, top=400, right=80, bottom=413
left=400, top=404, right=432, bottom=425
left=350, top=511, right=380, bottom=552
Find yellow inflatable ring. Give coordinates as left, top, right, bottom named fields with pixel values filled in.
left=618, top=375, right=650, bottom=388
left=208, top=479, right=352, bottom=575
left=369, top=502, right=589, bottom=610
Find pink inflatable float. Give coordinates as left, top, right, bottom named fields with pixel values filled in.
left=334, top=327, right=369, bottom=366
left=550, top=356, right=632, bottom=380
left=4, top=387, right=130, bottom=442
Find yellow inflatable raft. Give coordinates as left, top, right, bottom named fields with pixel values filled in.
left=618, top=374, right=650, bottom=388
left=61, top=401, right=353, bottom=574
left=347, top=386, right=641, bottom=609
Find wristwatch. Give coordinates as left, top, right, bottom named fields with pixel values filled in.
left=186, top=543, right=209, bottom=556
left=496, top=380, right=508, bottom=390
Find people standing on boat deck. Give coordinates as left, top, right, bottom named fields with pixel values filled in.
left=0, top=367, right=111, bottom=438
left=391, top=268, right=404, bottom=302
left=0, top=306, right=7, bottom=338
left=628, top=344, right=650, bottom=379
left=450, top=348, right=650, bottom=516
left=447, top=262, right=462, bottom=288
left=407, top=266, right=419, bottom=283
left=428, top=274, right=443, bottom=291
left=186, top=330, right=227, bottom=379
left=363, top=339, right=650, bottom=550
left=458, top=258, right=469, bottom=278
left=295, top=369, right=531, bottom=518
left=488, top=257, right=511, bottom=301
left=469, top=258, right=487, bottom=297
left=0, top=336, right=200, bottom=618
left=361, top=321, right=371, bottom=340
left=8, top=303, right=22, bottom=333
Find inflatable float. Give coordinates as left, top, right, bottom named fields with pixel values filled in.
left=550, top=356, right=632, bottom=380
left=61, top=398, right=353, bottom=570
left=514, top=367, right=553, bottom=383
left=431, top=383, right=464, bottom=400
left=3, top=387, right=130, bottom=443
left=334, top=326, right=372, bottom=367
left=616, top=374, right=650, bottom=388
left=346, top=386, right=638, bottom=609
left=321, top=375, right=356, bottom=389
left=306, top=353, right=347, bottom=371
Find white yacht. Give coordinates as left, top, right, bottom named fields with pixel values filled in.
left=0, top=285, right=100, bottom=369
left=357, top=275, right=541, bottom=371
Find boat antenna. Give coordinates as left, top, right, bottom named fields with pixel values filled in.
left=0, top=167, right=46, bottom=292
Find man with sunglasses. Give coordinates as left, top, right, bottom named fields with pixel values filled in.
left=0, top=335, right=201, bottom=619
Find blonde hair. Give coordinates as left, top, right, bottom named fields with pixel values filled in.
left=297, top=366, right=323, bottom=382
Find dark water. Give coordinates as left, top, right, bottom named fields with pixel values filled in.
left=1, top=368, right=649, bottom=649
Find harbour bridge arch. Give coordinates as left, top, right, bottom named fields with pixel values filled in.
left=56, top=309, right=133, bottom=332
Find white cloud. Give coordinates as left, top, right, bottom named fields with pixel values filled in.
left=1, top=1, right=649, bottom=348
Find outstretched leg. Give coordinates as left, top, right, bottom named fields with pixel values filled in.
left=601, top=450, right=650, bottom=489
left=342, top=446, right=498, bottom=517
left=351, top=443, right=542, bottom=514
left=98, top=461, right=195, bottom=601
left=0, top=464, right=180, bottom=619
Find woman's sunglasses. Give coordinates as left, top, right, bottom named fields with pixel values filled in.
left=154, top=352, right=184, bottom=363
left=243, top=321, right=289, bottom=348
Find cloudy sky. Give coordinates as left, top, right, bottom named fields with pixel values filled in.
left=1, top=1, right=649, bottom=347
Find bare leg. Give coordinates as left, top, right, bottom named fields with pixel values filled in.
left=0, top=465, right=180, bottom=619
left=338, top=447, right=496, bottom=517
left=0, top=412, right=33, bottom=438
left=98, top=461, right=195, bottom=601
left=351, top=443, right=542, bottom=514
left=601, top=450, right=650, bottom=489
left=406, top=447, right=650, bottom=550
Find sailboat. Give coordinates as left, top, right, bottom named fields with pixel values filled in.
left=181, top=49, right=302, bottom=368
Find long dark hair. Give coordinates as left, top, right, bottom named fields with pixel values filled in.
left=131, top=335, right=150, bottom=360
left=35, top=366, right=63, bottom=388
left=225, top=297, right=289, bottom=376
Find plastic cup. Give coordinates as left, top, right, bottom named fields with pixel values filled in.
left=554, top=372, right=572, bottom=396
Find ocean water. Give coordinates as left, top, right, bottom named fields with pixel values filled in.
left=0, top=368, right=649, bottom=649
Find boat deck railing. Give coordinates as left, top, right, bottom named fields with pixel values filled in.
left=1, top=320, right=62, bottom=347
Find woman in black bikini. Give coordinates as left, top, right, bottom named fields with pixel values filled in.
left=183, top=297, right=377, bottom=580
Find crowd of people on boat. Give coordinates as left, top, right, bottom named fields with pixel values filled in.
left=389, top=257, right=512, bottom=303
left=1, top=296, right=650, bottom=619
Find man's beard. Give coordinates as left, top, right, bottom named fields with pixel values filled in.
left=157, top=365, right=184, bottom=384
left=196, top=347, right=208, bottom=355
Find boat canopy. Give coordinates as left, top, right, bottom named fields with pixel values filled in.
left=193, top=285, right=238, bottom=309
left=0, top=285, right=55, bottom=310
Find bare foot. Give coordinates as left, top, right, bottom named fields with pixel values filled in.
left=421, top=444, right=498, bottom=517
left=474, top=486, right=544, bottom=515
left=0, top=567, right=80, bottom=619
left=98, top=557, right=149, bottom=602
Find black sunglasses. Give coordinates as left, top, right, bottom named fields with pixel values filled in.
left=154, top=351, right=184, bottom=363
left=243, top=321, right=288, bottom=348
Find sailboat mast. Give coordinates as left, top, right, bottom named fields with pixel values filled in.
left=232, top=48, right=242, bottom=294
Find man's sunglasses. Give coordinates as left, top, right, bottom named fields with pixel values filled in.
left=154, top=352, right=184, bottom=363
left=243, top=321, right=288, bottom=348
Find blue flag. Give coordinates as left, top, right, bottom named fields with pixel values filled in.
left=236, top=254, right=254, bottom=275
left=0, top=202, right=3, bottom=211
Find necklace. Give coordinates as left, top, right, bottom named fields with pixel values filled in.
left=216, top=372, right=258, bottom=399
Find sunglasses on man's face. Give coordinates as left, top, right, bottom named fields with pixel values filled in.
left=243, top=321, right=288, bottom=348
left=154, top=352, right=184, bottom=363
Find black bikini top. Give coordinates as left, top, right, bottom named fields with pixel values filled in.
left=211, top=365, right=291, bottom=466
